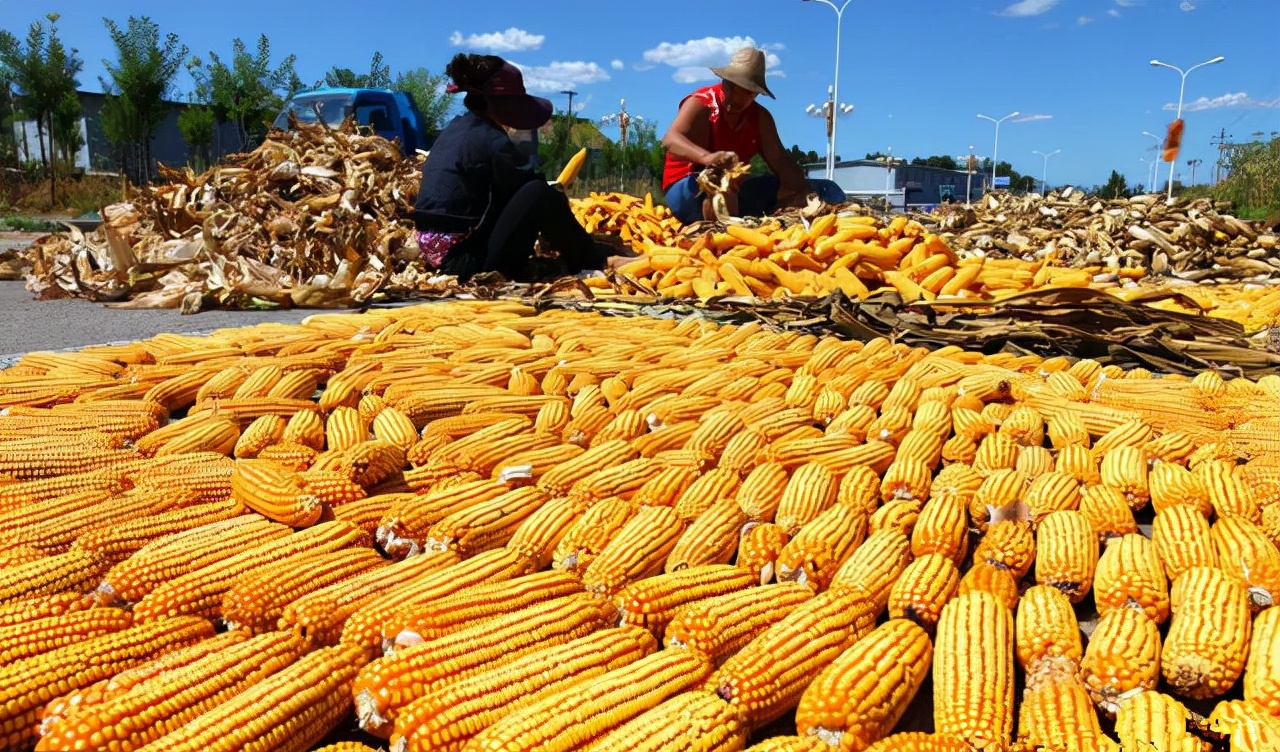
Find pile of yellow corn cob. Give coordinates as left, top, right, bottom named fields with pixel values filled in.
left=1, top=300, right=1279, bottom=752
left=567, top=197, right=1280, bottom=332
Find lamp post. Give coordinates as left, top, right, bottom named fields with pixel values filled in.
left=977, top=111, right=1019, bottom=191
left=1150, top=55, right=1225, bottom=203
left=955, top=146, right=980, bottom=204
left=1186, top=157, right=1202, bottom=186
left=600, top=98, right=643, bottom=148
left=802, top=0, right=854, bottom=180
left=805, top=85, right=853, bottom=174
left=1141, top=131, right=1162, bottom=192
left=878, top=148, right=899, bottom=211
left=1031, top=149, right=1061, bottom=195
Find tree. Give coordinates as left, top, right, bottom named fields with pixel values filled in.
left=787, top=144, right=821, bottom=166
left=50, top=88, right=82, bottom=164
left=99, top=16, right=187, bottom=185
left=911, top=154, right=959, bottom=171
left=0, top=13, right=83, bottom=204
left=1097, top=170, right=1130, bottom=200
left=393, top=67, right=455, bottom=137
left=189, top=35, right=296, bottom=149
left=177, top=103, right=214, bottom=170
left=322, top=52, right=391, bottom=89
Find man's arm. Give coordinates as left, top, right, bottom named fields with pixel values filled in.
left=757, top=108, right=811, bottom=204
left=662, top=98, right=738, bottom=169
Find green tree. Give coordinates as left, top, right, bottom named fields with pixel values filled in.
left=787, top=144, right=821, bottom=165
left=50, top=88, right=82, bottom=164
left=911, top=154, right=959, bottom=170
left=1097, top=170, right=1130, bottom=200
left=177, top=102, right=214, bottom=170
left=393, top=67, right=455, bottom=137
left=190, top=35, right=296, bottom=149
left=99, top=16, right=187, bottom=185
left=0, top=13, right=83, bottom=204
left=322, top=52, right=391, bottom=89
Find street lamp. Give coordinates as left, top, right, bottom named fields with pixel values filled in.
left=805, top=85, right=853, bottom=173
left=1150, top=55, right=1225, bottom=203
left=1186, top=157, right=1202, bottom=186
left=878, top=148, right=899, bottom=211
left=1141, top=131, right=1162, bottom=192
left=977, top=111, right=1019, bottom=191
left=1031, top=149, right=1061, bottom=195
left=802, top=0, right=854, bottom=180
left=600, top=98, right=644, bottom=148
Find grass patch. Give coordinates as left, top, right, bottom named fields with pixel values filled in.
left=0, top=216, right=63, bottom=232
left=12, top=174, right=124, bottom=216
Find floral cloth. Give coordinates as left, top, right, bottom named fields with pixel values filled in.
left=414, top=231, right=467, bottom=269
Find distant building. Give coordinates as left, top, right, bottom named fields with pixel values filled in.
left=807, top=159, right=986, bottom=211
left=10, top=90, right=246, bottom=174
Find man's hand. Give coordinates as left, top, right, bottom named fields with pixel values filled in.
left=706, top=151, right=740, bottom=169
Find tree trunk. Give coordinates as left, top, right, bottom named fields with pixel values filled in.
left=47, top=114, right=56, bottom=208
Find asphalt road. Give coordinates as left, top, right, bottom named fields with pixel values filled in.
left=0, top=279, right=317, bottom=362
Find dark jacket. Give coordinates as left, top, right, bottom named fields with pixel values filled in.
left=412, top=112, right=543, bottom=233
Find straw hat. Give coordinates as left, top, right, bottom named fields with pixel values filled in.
left=710, top=47, right=775, bottom=99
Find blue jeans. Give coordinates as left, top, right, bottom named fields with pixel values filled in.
left=663, top=173, right=846, bottom=224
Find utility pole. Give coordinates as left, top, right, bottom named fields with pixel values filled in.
left=1210, top=128, right=1231, bottom=184
left=560, top=89, right=577, bottom=118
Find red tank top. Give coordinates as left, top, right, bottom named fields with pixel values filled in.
left=661, top=83, right=763, bottom=191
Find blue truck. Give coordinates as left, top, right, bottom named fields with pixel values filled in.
left=273, top=87, right=430, bottom=156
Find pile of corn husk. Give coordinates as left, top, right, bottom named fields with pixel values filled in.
left=929, top=188, right=1280, bottom=284
left=22, top=119, right=448, bottom=311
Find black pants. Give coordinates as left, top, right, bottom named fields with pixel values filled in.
left=441, top=181, right=602, bottom=281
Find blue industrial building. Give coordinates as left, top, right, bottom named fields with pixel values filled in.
left=806, top=159, right=987, bottom=211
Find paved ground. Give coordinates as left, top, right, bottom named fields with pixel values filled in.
left=0, top=279, right=317, bottom=361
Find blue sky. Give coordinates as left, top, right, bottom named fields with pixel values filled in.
left=4, top=0, right=1278, bottom=188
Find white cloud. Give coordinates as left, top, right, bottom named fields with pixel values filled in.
left=998, top=0, right=1061, bottom=17
left=448, top=27, right=544, bottom=52
left=1115, top=0, right=1138, bottom=5
left=511, top=61, right=610, bottom=92
left=610, top=59, right=625, bottom=71
left=1164, top=92, right=1280, bottom=112
left=1107, top=9, right=1121, bottom=16
left=1078, top=15, right=1094, bottom=24
left=641, top=36, right=783, bottom=83
left=1012, top=114, right=1053, bottom=123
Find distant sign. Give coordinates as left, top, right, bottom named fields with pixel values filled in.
left=939, top=185, right=955, bottom=199
left=993, top=176, right=1011, bottom=187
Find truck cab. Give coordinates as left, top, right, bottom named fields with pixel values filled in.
left=274, top=87, right=429, bottom=155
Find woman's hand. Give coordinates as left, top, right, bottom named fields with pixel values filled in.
left=705, top=151, right=740, bottom=169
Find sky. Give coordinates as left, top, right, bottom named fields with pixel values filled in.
left=3, top=0, right=1279, bottom=189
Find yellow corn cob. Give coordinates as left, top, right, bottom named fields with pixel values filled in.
left=940, top=433, right=977, bottom=465
left=99, top=515, right=291, bottom=604
left=1143, top=430, right=1199, bottom=465
left=974, top=520, right=1035, bottom=580
left=1211, top=515, right=1280, bottom=610
left=737, top=522, right=789, bottom=585
left=1079, top=605, right=1162, bottom=712
left=552, top=496, right=637, bottom=573
left=1094, top=532, right=1169, bottom=624
left=794, top=618, right=932, bottom=751
left=0, top=607, right=132, bottom=664
left=504, top=495, right=587, bottom=568
left=1207, top=699, right=1280, bottom=752
left=0, top=548, right=108, bottom=605
left=313, top=745, right=380, bottom=752
left=666, top=495, right=750, bottom=573
left=536, top=438, right=638, bottom=496
left=1245, top=607, right=1280, bottom=717
left=1054, top=443, right=1099, bottom=484
left=932, top=591, right=1015, bottom=752
left=887, top=553, right=960, bottom=632
left=131, top=520, right=367, bottom=622
left=616, top=564, right=756, bottom=640
left=587, top=409, right=649, bottom=447
left=1152, top=504, right=1218, bottom=583
left=775, top=462, right=838, bottom=534
left=775, top=504, right=867, bottom=591
left=736, top=462, right=791, bottom=522
left=377, top=479, right=509, bottom=556
left=1078, top=483, right=1138, bottom=543
left=590, top=689, right=749, bottom=752
left=1015, top=445, right=1055, bottom=479
left=1015, top=584, right=1082, bottom=673
left=280, top=549, right=460, bottom=649
left=910, top=492, right=969, bottom=566
left=669, top=468, right=739, bottom=521
left=581, top=505, right=687, bottom=596
left=972, top=434, right=1019, bottom=477
left=958, top=559, right=1020, bottom=611
left=1163, top=566, right=1251, bottom=699
left=1099, top=446, right=1150, bottom=510
left=421, top=411, right=526, bottom=440
left=11, top=485, right=198, bottom=557
left=861, top=733, right=974, bottom=752
left=463, top=649, right=712, bottom=752
left=329, top=492, right=408, bottom=534
left=132, top=644, right=362, bottom=752
left=631, top=465, right=699, bottom=507
left=0, top=616, right=214, bottom=751
left=868, top=498, right=922, bottom=537
left=879, top=457, right=933, bottom=504
left=228, top=459, right=324, bottom=526
left=969, top=468, right=1026, bottom=532
left=339, top=547, right=534, bottom=652
left=386, top=570, right=584, bottom=651
left=1022, top=471, right=1081, bottom=525
left=0, top=486, right=122, bottom=543
left=836, top=464, right=884, bottom=515
left=1114, top=691, right=1209, bottom=752
left=369, top=406, right=419, bottom=452
left=70, top=497, right=245, bottom=564
left=353, top=592, right=618, bottom=735
left=35, top=629, right=304, bottom=752
left=1149, top=461, right=1212, bottom=517
left=0, top=472, right=127, bottom=513
left=221, top=546, right=386, bottom=633
left=0, top=437, right=137, bottom=480
left=282, top=408, right=326, bottom=450
left=1199, top=460, right=1261, bottom=522
left=326, top=406, right=370, bottom=452
left=1015, top=671, right=1109, bottom=752
left=229, top=364, right=284, bottom=399
left=232, top=414, right=286, bottom=459
left=717, top=430, right=769, bottom=476
left=389, top=626, right=657, bottom=752
left=707, top=585, right=876, bottom=728
left=423, top=486, right=548, bottom=557
left=830, top=528, right=912, bottom=615
left=663, top=582, right=812, bottom=666
left=1034, top=510, right=1098, bottom=604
